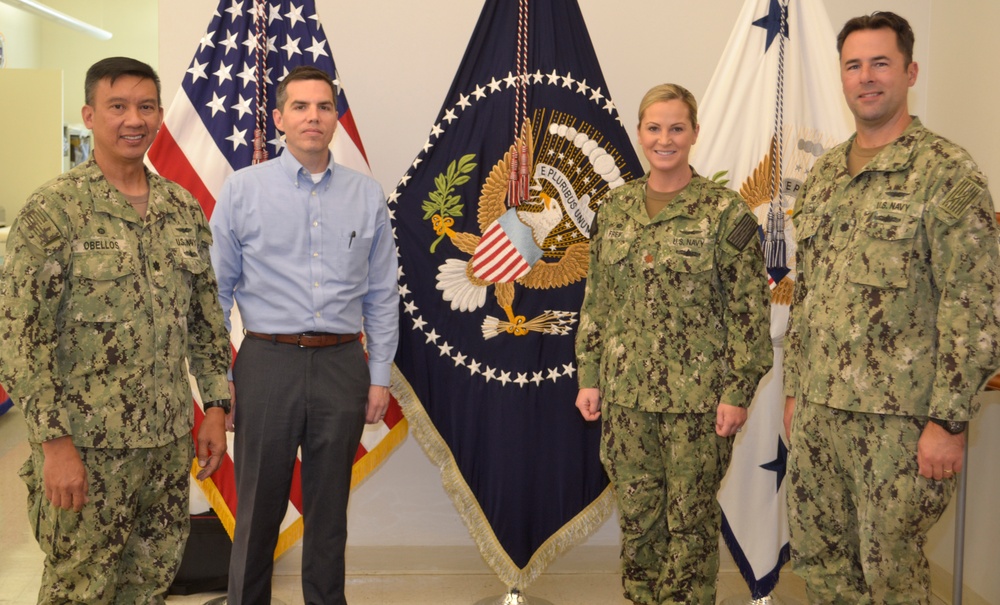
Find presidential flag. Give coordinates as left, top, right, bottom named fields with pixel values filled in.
left=690, top=0, right=851, bottom=597
left=390, top=0, right=643, bottom=588
left=147, top=0, right=407, bottom=558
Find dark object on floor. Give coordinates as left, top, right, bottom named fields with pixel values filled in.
left=169, top=509, right=232, bottom=595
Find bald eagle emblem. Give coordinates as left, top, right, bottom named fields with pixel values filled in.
left=425, top=115, right=626, bottom=339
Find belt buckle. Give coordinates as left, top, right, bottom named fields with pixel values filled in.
left=296, top=334, right=306, bottom=348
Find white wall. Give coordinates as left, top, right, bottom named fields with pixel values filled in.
left=39, top=0, right=158, bottom=128
left=0, top=3, right=42, bottom=68
left=157, top=0, right=937, bottom=197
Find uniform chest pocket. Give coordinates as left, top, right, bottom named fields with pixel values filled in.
left=165, top=224, right=209, bottom=275
left=657, top=242, right=715, bottom=306
left=599, top=238, right=632, bottom=266
left=67, top=252, right=137, bottom=322
left=168, top=249, right=209, bottom=275
left=795, top=214, right=820, bottom=243
left=848, top=209, right=921, bottom=289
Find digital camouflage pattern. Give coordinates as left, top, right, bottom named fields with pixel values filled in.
left=576, top=172, right=772, bottom=413
left=0, top=158, right=232, bottom=448
left=788, top=403, right=955, bottom=605
left=602, top=406, right=732, bottom=605
left=785, top=118, right=1000, bottom=422
left=20, top=437, right=193, bottom=605
left=785, top=118, right=1000, bottom=603
left=576, top=173, right=771, bottom=604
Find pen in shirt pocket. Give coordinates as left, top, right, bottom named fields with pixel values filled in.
left=349, top=231, right=356, bottom=248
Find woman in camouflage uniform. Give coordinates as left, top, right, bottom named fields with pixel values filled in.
left=575, top=84, right=772, bottom=605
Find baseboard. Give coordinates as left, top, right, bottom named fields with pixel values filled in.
left=300, top=543, right=992, bottom=605
left=930, top=561, right=991, bottom=605
left=341, top=545, right=622, bottom=576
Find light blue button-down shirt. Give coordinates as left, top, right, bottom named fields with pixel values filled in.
left=209, top=150, right=399, bottom=385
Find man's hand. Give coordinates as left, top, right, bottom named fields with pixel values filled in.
left=196, top=408, right=228, bottom=481
left=575, top=388, right=601, bottom=421
left=784, top=396, right=796, bottom=442
left=366, top=385, right=390, bottom=424
left=917, top=421, right=966, bottom=480
left=41, top=435, right=89, bottom=512
left=716, top=403, right=747, bottom=437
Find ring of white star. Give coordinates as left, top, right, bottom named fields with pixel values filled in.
left=390, top=70, right=625, bottom=388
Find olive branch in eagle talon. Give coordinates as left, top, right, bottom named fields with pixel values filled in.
left=424, top=153, right=477, bottom=253
left=434, top=120, right=587, bottom=338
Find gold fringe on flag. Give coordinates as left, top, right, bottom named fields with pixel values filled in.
left=391, top=366, right=614, bottom=589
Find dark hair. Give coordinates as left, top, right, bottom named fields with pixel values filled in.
left=837, top=11, right=915, bottom=66
left=85, top=57, right=161, bottom=106
left=275, top=65, right=338, bottom=111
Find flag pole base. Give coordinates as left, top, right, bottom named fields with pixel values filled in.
left=473, top=587, right=554, bottom=605
left=720, top=596, right=800, bottom=605
left=202, top=598, right=286, bottom=605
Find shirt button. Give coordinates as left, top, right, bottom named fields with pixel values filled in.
left=314, top=282, right=320, bottom=287
left=313, top=221, right=319, bottom=227
left=312, top=191, right=317, bottom=196
left=313, top=252, right=319, bottom=257
left=315, top=312, right=321, bottom=318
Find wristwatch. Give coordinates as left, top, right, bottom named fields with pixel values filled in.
left=928, top=417, right=967, bottom=435
left=203, top=399, right=232, bottom=414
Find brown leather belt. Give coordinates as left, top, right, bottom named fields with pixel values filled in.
left=245, top=330, right=360, bottom=348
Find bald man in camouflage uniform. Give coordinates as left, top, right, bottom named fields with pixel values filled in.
left=0, top=57, right=232, bottom=604
left=783, top=13, right=1000, bottom=604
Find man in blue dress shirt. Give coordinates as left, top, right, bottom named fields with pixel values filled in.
left=209, top=65, right=399, bottom=605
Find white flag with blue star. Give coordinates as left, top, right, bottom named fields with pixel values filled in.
left=691, top=0, right=851, bottom=597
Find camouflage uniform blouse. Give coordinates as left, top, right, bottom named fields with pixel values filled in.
left=0, top=159, right=232, bottom=448
left=576, top=173, right=772, bottom=413
left=785, top=118, right=1000, bottom=421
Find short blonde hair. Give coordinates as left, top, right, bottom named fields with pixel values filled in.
left=637, top=83, right=698, bottom=129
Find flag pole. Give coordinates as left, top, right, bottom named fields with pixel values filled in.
left=474, top=587, right=554, bottom=605
left=951, top=427, right=970, bottom=605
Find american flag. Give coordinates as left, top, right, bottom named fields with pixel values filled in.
left=147, top=0, right=407, bottom=558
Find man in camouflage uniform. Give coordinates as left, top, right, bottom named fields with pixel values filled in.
left=783, top=13, right=1000, bottom=604
left=0, top=57, right=232, bottom=604
left=577, top=84, right=772, bottom=605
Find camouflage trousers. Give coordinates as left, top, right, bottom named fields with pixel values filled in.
left=19, top=436, right=193, bottom=605
left=787, top=402, right=955, bottom=605
left=601, top=404, right=732, bottom=605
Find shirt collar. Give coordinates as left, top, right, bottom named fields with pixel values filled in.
left=845, top=116, right=927, bottom=174
left=622, top=169, right=706, bottom=223
left=278, top=149, right=335, bottom=189
left=83, top=156, right=176, bottom=223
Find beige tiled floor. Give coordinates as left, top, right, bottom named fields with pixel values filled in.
left=0, top=408, right=937, bottom=605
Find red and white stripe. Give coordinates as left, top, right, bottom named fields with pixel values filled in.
left=472, top=222, right=532, bottom=283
